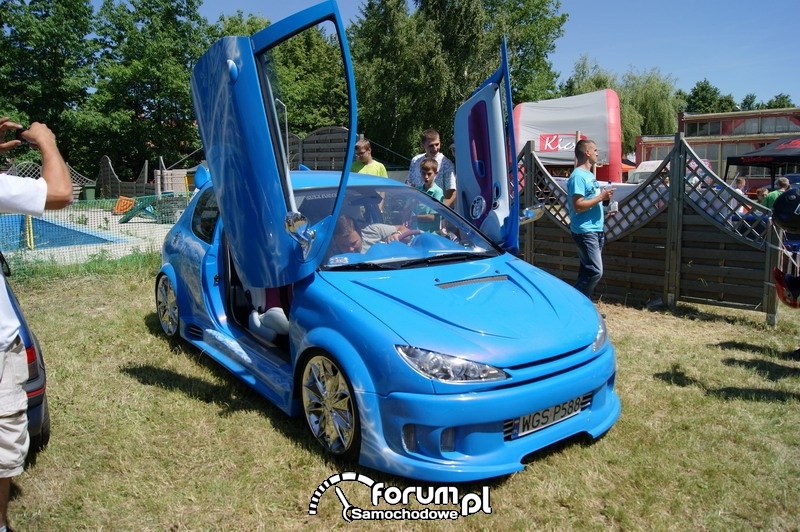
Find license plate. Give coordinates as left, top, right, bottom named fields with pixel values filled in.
left=510, top=395, right=587, bottom=439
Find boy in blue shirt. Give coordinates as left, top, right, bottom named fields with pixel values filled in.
left=414, top=158, right=444, bottom=232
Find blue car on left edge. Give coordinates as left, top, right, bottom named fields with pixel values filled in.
left=155, top=0, right=620, bottom=482
left=3, top=274, right=50, bottom=458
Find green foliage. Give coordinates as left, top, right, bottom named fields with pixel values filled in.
left=740, top=92, right=794, bottom=112
left=484, top=0, right=565, bottom=102
left=2, top=0, right=795, bottom=179
left=740, top=92, right=758, bottom=111
left=6, top=249, right=160, bottom=285
left=1, top=0, right=96, bottom=167
left=351, top=0, right=565, bottom=160
left=685, top=79, right=737, bottom=113
left=207, top=11, right=270, bottom=41
left=560, top=57, right=681, bottom=154
left=80, top=0, right=210, bottom=177
left=349, top=0, right=424, bottom=157
left=619, top=68, right=680, bottom=153
left=272, top=24, right=348, bottom=136
left=559, top=55, right=616, bottom=95
left=764, top=93, right=794, bottom=109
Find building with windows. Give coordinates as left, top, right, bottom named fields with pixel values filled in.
left=635, top=107, right=800, bottom=180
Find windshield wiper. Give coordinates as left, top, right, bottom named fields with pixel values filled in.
left=396, top=251, right=494, bottom=268
left=323, top=261, right=400, bottom=271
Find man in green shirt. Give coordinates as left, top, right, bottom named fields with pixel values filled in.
left=763, top=177, right=790, bottom=209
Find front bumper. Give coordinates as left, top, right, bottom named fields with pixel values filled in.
left=356, top=348, right=621, bottom=483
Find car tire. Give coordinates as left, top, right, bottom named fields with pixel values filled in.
left=300, top=353, right=361, bottom=462
left=30, top=394, right=51, bottom=453
left=156, top=274, right=179, bottom=338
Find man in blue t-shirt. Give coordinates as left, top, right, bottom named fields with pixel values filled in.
left=566, top=139, right=615, bottom=298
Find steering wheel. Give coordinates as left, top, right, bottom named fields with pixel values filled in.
left=397, top=229, right=422, bottom=243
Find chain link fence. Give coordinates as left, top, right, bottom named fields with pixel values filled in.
left=0, top=195, right=190, bottom=265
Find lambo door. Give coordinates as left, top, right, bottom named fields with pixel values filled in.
left=190, top=0, right=356, bottom=289
left=454, top=39, right=520, bottom=253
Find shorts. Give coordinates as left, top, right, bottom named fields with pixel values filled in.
left=0, top=336, right=29, bottom=477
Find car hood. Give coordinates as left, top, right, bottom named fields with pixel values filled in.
left=320, top=256, right=598, bottom=366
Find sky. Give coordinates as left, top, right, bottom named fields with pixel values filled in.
left=193, top=0, right=799, bottom=106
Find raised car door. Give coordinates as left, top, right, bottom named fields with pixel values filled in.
left=454, top=39, right=519, bottom=253
left=190, top=1, right=356, bottom=289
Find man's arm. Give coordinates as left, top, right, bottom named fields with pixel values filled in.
left=361, top=223, right=406, bottom=245
left=441, top=157, right=457, bottom=207
left=571, top=188, right=613, bottom=214
left=443, top=189, right=456, bottom=207
left=23, top=123, right=73, bottom=210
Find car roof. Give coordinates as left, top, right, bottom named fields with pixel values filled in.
left=290, top=171, right=406, bottom=190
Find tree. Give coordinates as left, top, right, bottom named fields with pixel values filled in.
left=350, top=0, right=566, bottom=161
left=484, top=0, right=565, bottom=103
left=740, top=93, right=758, bottom=111
left=271, top=23, right=349, bottom=135
left=207, top=11, right=269, bottom=41
left=685, top=79, right=737, bottom=113
left=764, top=93, right=794, bottom=109
left=618, top=68, right=680, bottom=153
left=81, top=0, right=211, bottom=178
left=0, top=0, right=96, bottom=167
left=349, top=0, right=430, bottom=160
left=560, top=57, right=681, bottom=154
left=559, top=55, right=617, bottom=96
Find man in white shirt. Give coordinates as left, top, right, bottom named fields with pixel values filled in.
left=406, top=129, right=456, bottom=208
left=0, top=117, right=72, bottom=532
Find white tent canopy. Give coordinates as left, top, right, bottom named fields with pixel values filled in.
left=513, top=89, right=623, bottom=182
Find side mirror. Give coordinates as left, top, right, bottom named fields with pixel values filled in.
left=520, top=203, right=545, bottom=225
left=285, top=211, right=315, bottom=257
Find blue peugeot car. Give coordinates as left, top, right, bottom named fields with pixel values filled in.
left=155, top=0, right=620, bottom=482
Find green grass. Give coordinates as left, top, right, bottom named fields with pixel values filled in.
left=7, top=252, right=800, bottom=530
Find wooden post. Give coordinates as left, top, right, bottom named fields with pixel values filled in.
left=664, top=133, right=684, bottom=307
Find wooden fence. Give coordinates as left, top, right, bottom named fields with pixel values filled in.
left=519, top=133, right=783, bottom=325
left=97, top=156, right=154, bottom=198
left=289, top=126, right=349, bottom=170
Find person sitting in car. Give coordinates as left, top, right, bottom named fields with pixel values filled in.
left=332, top=214, right=407, bottom=254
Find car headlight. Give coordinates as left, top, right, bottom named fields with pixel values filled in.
left=592, top=311, right=608, bottom=352
left=396, top=345, right=508, bottom=382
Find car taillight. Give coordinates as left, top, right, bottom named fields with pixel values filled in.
left=26, top=344, right=39, bottom=381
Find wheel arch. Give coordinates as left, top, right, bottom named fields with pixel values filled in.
left=155, top=265, right=182, bottom=337
left=292, top=327, right=376, bottom=403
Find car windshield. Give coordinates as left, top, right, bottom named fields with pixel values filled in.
left=306, top=184, right=501, bottom=270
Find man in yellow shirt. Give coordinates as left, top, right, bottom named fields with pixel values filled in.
left=351, top=138, right=388, bottom=178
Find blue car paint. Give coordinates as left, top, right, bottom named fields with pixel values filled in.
left=159, top=173, right=621, bottom=482
left=190, top=1, right=357, bottom=289
left=159, top=0, right=621, bottom=482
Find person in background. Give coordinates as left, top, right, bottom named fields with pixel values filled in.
left=762, top=177, right=790, bottom=209
left=566, top=138, right=614, bottom=299
left=413, top=158, right=444, bottom=232
left=350, top=138, right=388, bottom=178
left=732, top=176, right=747, bottom=195
left=731, top=176, right=748, bottom=216
left=756, top=187, right=768, bottom=204
left=332, top=215, right=407, bottom=254
left=406, top=129, right=456, bottom=208
left=0, top=117, right=73, bottom=532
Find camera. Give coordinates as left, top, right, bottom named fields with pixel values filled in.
left=14, top=128, right=29, bottom=142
